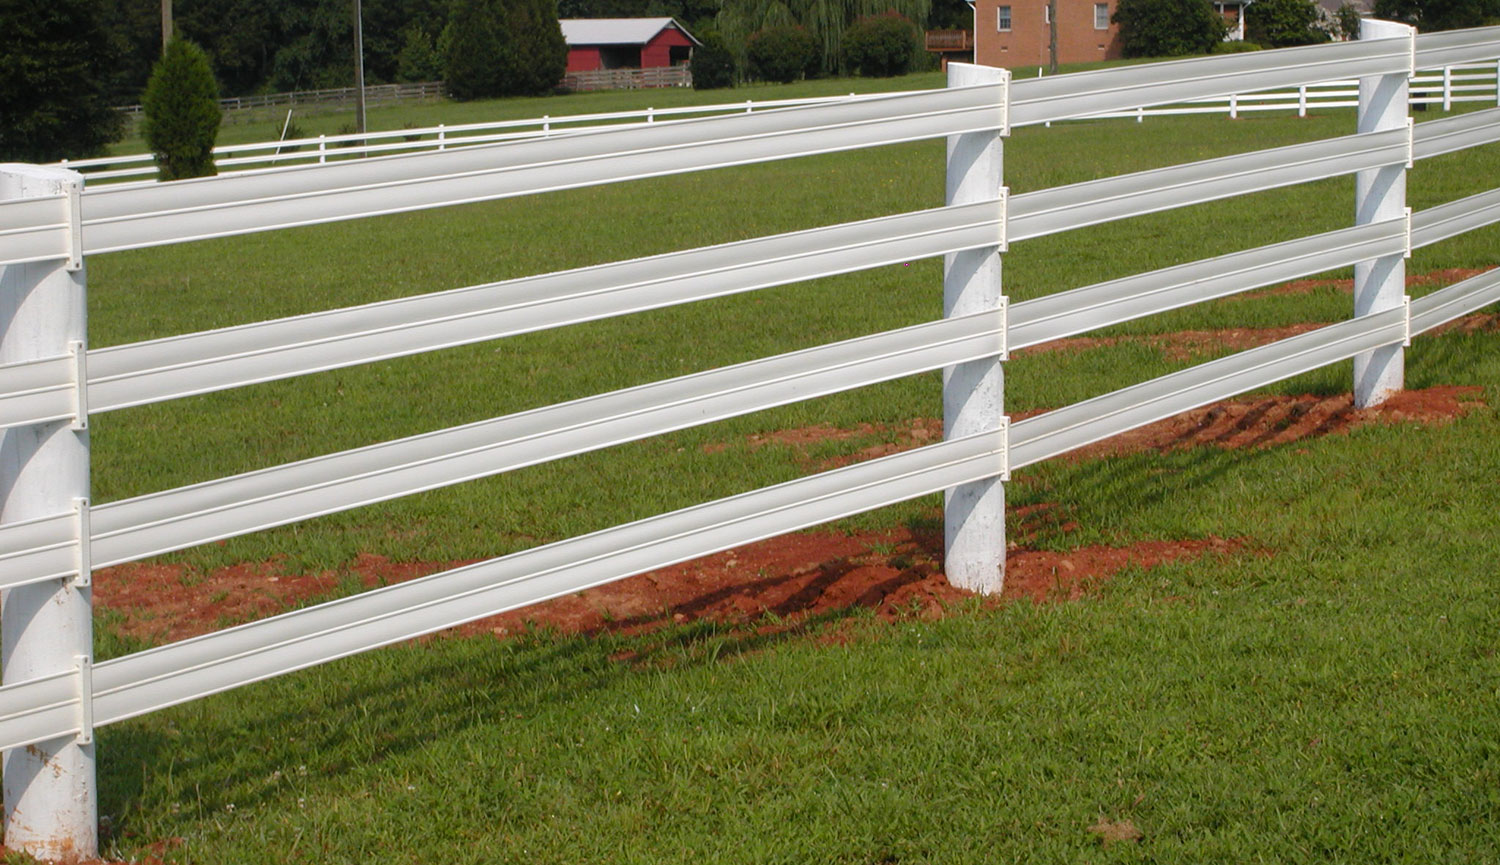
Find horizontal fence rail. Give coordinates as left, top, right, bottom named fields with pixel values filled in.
left=0, top=86, right=1007, bottom=264
left=0, top=311, right=1005, bottom=588
left=3, top=27, right=1500, bottom=851
left=0, top=430, right=1006, bottom=750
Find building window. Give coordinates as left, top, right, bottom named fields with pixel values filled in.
left=997, top=5, right=1012, bottom=31
left=1094, top=2, right=1110, bottom=28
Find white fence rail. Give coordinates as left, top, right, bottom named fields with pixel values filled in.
left=4, top=22, right=1500, bottom=860
left=56, top=58, right=1500, bottom=185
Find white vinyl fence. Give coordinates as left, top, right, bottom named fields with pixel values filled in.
left=54, top=59, right=1500, bottom=185
left=55, top=93, right=897, bottom=183
left=4, top=21, right=1500, bottom=860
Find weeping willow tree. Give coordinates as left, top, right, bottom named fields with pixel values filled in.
left=717, top=0, right=932, bottom=77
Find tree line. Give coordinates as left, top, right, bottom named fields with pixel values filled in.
left=1114, top=0, right=1500, bottom=58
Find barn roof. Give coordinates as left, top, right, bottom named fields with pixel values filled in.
left=559, top=18, right=702, bottom=48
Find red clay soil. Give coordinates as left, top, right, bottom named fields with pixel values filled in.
left=91, top=382, right=1485, bottom=649
left=95, top=528, right=1239, bottom=648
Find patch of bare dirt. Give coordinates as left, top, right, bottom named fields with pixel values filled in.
left=1075, top=385, right=1486, bottom=457
left=94, top=379, right=1482, bottom=647
left=95, top=527, right=1242, bottom=648
left=95, top=553, right=477, bottom=645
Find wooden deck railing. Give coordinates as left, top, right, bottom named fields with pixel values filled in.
left=925, top=30, right=975, bottom=52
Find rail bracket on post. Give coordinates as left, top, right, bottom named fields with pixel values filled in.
left=69, top=341, right=88, bottom=431
left=942, top=63, right=1009, bottom=596
left=63, top=183, right=82, bottom=273
left=997, top=416, right=1012, bottom=483
left=74, top=656, right=93, bottom=747
left=73, top=497, right=91, bottom=589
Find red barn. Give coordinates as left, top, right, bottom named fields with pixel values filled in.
left=560, top=18, right=700, bottom=72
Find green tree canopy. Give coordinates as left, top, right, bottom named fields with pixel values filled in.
left=841, top=12, right=920, bottom=77
left=1112, top=0, right=1227, bottom=57
left=0, top=0, right=125, bottom=162
left=1372, top=0, right=1500, bottom=30
left=143, top=38, right=222, bottom=180
left=746, top=25, right=817, bottom=83
left=691, top=30, right=739, bottom=89
left=503, top=0, right=568, bottom=95
left=1246, top=0, right=1331, bottom=46
left=444, top=0, right=565, bottom=100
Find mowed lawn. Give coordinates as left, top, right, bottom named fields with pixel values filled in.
left=62, top=74, right=1500, bottom=863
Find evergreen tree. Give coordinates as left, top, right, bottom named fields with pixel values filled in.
left=142, top=39, right=222, bottom=180
left=0, top=0, right=125, bottom=162
left=505, top=0, right=568, bottom=95
left=396, top=25, right=446, bottom=82
left=444, top=0, right=507, bottom=99
left=445, top=0, right=565, bottom=99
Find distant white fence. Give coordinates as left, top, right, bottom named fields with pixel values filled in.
left=1090, top=59, right=1500, bottom=121
left=60, top=60, right=1500, bottom=185
left=58, top=93, right=894, bottom=183
left=4, top=22, right=1500, bottom=861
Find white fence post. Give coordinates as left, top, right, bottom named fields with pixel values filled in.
left=0, top=165, right=95, bottom=862
left=1353, top=19, right=1414, bottom=408
left=1443, top=65, right=1453, bottom=110
left=1299, top=85, right=1308, bottom=117
left=943, top=64, right=1008, bottom=595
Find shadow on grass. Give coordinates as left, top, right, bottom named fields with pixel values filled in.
left=96, top=603, right=876, bottom=827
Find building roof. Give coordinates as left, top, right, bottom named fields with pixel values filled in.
left=559, top=18, right=702, bottom=48
left=1315, top=0, right=1373, bottom=13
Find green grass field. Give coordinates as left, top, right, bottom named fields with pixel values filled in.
left=40, top=71, right=1500, bottom=862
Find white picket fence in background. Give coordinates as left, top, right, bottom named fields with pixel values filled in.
left=52, top=60, right=1500, bottom=184
left=4, top=21, right=1500, bottom=861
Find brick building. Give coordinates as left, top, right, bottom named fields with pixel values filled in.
left=973, top=0, right=1124, bottom=68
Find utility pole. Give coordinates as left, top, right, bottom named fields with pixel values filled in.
left=1048, top=0, right=1058, bottom=74
left=161, top=0, right=172, bottom=51
left=353, top=0, right=367, bottom=135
